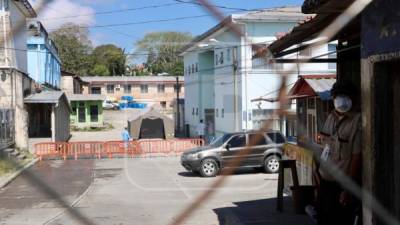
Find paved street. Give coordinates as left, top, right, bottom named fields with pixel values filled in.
left=0, top=157, right=313, bottom=225
left=70, top=109, right=145, bottom=142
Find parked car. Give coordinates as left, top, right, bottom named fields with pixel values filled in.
left=181, top=131, right=285, bottom=177
left=103, top=100, right=119, bottom=110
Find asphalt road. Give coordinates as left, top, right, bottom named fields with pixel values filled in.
left=0, top=157, right=313, bottom=225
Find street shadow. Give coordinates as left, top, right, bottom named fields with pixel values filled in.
left=213, top=197, right=314, bottom=225
left=178, top=168, right=267, bottom=177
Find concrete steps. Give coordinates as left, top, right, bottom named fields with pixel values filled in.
left=0, top=148, right=28, bottom=162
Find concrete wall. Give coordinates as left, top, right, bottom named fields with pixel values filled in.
left=87, top=81, right=184, bottom=113
left=184, top=52, right=200, bottom=136
left=0, top=70, right=32, bottom=150
left=183, top=20, right=336, bottom=138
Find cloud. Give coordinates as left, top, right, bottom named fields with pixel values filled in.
left=31, top=0, right=96, bottom=30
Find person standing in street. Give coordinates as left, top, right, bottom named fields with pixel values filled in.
left=317, top=82, right=362, bottom=225
left=196, top=119, right=205, bottom=140
left=122, top=127, right=132, bottom=149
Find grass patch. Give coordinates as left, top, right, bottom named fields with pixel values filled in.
left=71, top=122, right=114, bottom=132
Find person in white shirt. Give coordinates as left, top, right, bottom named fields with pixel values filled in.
left=196, top=119, right=205, bottom=140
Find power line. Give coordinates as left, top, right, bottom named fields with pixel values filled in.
left=46, top=14, right=213, bottom=30
left=173, top=0, right=249, bottom=11
left=40, top=3, right=184, bottom=21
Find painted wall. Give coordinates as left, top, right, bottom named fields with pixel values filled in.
left=70, top=100, right=104, bottom=128
left=183, top=20, right=336, bottom=137
left=27, top=23, right=61, bottom=89
left=184, top=52, right=200, bottom=135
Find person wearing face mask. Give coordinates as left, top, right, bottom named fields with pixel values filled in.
left=317, top=82, right=362, bottom=225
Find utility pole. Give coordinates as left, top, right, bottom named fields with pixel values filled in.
left=176, top=76, right=180, bottom=134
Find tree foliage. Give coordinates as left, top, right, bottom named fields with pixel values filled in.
left=50, top=23, right=93, bottom=75
left=91, top=44, right=126, bottom=76
left=135, top=32, right=192, bottom=76
left=50, top=23, right=127, bottom=76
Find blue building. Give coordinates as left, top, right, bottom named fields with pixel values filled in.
left=27, top=20, right=61, bottom=89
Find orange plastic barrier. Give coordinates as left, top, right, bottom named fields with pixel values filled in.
left=34, top=138, right=204, bottom=160
left=68, top=142, right=104, bottom=160
left=103, top=141, right=138, bottom=158
left=35, top=142, right=69, bottom=161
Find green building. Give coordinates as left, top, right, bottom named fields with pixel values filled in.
left=67, top=94, right=106, bottom=128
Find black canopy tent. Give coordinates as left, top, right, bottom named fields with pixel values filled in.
left=128, top=109, right=175, bottom=140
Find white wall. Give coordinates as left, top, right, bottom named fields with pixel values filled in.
left=9, top=1, right=28, bottom=73
left=183, top=52, right=200, bottom=136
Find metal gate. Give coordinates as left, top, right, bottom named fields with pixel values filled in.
left=0, top=109, right=14, bottom=149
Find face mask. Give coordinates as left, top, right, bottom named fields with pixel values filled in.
left=334, top=95, right=352, bottom=113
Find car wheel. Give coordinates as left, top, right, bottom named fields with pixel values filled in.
left=199, top=158, right=219, bottom=177
left=264, top=155, right=280, bottom=173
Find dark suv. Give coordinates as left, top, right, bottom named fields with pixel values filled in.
left=181, top=131, right=285, bottom=177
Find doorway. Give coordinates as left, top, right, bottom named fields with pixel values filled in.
left=374, top=61, right=400, bottom=223
left=139, top=118, right=165, bottom=139
left=28, top=104, right=51, bottom=138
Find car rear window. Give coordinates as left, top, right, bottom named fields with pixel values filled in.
left=249, top=134, right=267, bottom=146
left=267, top=132, right=285, bottom=144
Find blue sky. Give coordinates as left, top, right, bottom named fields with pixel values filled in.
left=36, top=0, right=303, bottom=54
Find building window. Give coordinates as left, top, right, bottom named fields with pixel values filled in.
left=215, top=54, right=218, bottom=65
left=328, top=44, right=337, bottom=70
left=196, top=108, right=198, bottom=116
left=160, top=101, right=166, bottom=109
left=191, top=64, right=195, bottom=73
left=216, top=109, right=219, bottom=117
left=78, top=105, right=86, bottom=123
left=90, top=105, right=98, bottom=122
left=219, top=52, right=224, bottom=64
left=27, top=44, right=37, bottom=50
left=123, top=84, right=131, bottom=93
left=222, top=108, right=224, bottom=118
left=195, top=63, right=198, bottom=72
left=106, top=84, right=114, bottom=94
left=188, top=66, right=191, bottom=75
left=227, top=49, right=231, bottom=62
left=140, top=85, right=148, bottom=93
left=157, top=84, right=165, bottom=93
left=91, top=87, right=101, bottom=94
left=192, top=108, right=195, bottom=115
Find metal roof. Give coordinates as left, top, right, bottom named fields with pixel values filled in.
left=67, top=94, right=106, bottom=102
left=24, top=91, right=65, bottom=104
left=303, top=76, right=336, bottom=100
left=15, top=0, right=37, bottom=17
left=289, top=74, right=336, bottom=100
left=252, top=74, right=335, bottom=102
left=81, top=76, right=184, bottom=83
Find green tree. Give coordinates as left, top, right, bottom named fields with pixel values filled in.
left=50, top=23, right=93, bottom=75
left=135, top=32, right=192, bottom=76
left=90, top=44, right=127, bottom=76
left=90, top=64, right=109, bottom=76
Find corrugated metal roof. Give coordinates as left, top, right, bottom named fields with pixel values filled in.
left=233, top=6, right=305, bottom=21
left=24, top=91, right=64, bottom=103
left=67, top=94, right=106, bottom=102
left=81, top=76, right=184, bottom=83
left=304, top=77, right=336, bottom=100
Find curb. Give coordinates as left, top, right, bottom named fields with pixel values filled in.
left=0, top=158, right=39, bottom=189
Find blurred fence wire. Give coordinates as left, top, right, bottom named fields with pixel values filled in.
left=2, top=0, right=400, bottom=225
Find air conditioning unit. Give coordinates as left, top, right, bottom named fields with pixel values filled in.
left=116, top=84, right=121, bottom=89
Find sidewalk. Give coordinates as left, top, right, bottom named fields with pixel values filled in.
left=0, top=160, right=94, bottom=225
